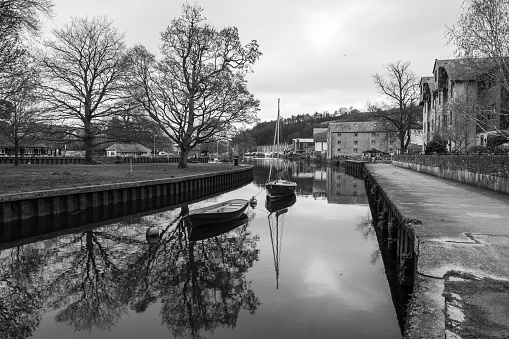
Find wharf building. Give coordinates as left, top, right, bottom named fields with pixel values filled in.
left=420, top=58, right=509, bottom=152
left=325, top=121, right=401, bottom=159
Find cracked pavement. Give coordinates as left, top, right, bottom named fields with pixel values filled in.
left=365, top=164, right=509, bottom=339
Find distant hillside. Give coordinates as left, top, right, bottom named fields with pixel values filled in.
left=249, top=111, right=376, bottom=145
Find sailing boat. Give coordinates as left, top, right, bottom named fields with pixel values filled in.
left=265, top=99, right=297, bottom=198
left=266, top=194, right=296, bottom=289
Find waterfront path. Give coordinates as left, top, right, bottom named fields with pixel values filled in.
left=365, top=163, right=509, bottom=339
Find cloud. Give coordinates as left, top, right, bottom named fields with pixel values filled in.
left=47, top=0, right=464, bottom=122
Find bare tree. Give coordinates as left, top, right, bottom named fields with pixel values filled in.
left=128, top=4, right=261, bottom=168
left=440, top=101, right=476, bottom=152
left=446, top=0, right=509, bottom=139
left=372, top=61, right=421, bottom=152
left=0, top=0, right=53, bottom=98
left=447, top=0, right=509, bottom=90
left=0, top=55, right=43, bottom=165
left=39, top=16, right=128, bottom=163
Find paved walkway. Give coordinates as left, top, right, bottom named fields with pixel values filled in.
left=365, top=164, right=509, bottom=339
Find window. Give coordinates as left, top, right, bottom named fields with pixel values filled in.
left=338, top=133, right=341, bottom=136
left=389, top=140, right=394, bottom=144
left=337, top=183, right=341, bottom=187
left=354, top=133, right=358, bottom=137
left=354, top=148, right=358, bottom=152
left=354, top=141, right=358, bottom=145
left=389, top=147, right=393, bottom=152
left=337, top=140, right=341, bottom=145
left=371, top=133, right=377, bottom=137
left=337, top=148, right=341, bottom=152
left=371, top=140, right=376, bottom=145
left=353, top=183, right=357, bottom=188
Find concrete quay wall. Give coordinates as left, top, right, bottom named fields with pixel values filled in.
left=363, top=163, right=509, bottom=338
left=0, top=166, right=253, bottom=226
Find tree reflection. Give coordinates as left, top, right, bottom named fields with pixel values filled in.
left=51, top=230, right=131, bottom=331
left=0, top=205, right=260, bottom=338
left=158, top=218, right=260, bottom=339
left=0, top=246, right=44, bottom=339
left=356, top=216, right=381, bottom=265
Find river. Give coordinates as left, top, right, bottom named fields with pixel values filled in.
left=0, top=159, right=402, bottom=339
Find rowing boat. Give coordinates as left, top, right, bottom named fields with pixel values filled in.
left=188, top=199, right=249, bottom=226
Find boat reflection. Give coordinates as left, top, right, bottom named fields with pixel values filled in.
left=265, top=194, right=297, bottom=213
left=265, top=194, right=296, bottom=289
left=188, top=213, right=249, bottom=241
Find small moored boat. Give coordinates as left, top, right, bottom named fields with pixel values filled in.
left=188, top=199, right=249, bottom=226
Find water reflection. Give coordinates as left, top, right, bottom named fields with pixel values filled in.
left=0, top=206, right=260, bottom=339
left=265, top=194, right=297, bottom=289
left=0, top=161, right=404, bottom=338
left=245, top=158, right=367, bottom=204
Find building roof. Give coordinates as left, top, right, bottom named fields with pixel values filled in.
left=328, top=121, right=386, bottom=133
left=420, top=76, right=437, bottom=91
left=432, top=58, right=489, bottom=82
left=313, top=128, right=328, bottom=142
left=0, top=136, right=50, bottom=148
left=106, top=143, right=151, bottom=153
left=293, top=138, right=314, bottom=143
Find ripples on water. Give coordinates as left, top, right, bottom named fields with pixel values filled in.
left=0, top=160, right=401, bottom=338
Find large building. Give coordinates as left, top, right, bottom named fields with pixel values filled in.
left=420, top=58, right=509, bottom=152
left=325, top=121, right=400, bottom=159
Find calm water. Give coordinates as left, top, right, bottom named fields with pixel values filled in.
left=0, top=160, right=401, bottom=339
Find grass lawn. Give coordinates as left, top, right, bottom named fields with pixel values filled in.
left=0, top=163, right=238, bottom=195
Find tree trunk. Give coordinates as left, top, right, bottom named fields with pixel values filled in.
left=178, top=147, right=189, bottom=168
left=84, top=121, right=93, bottom=164
left=14, top=140, right=19, bottom=166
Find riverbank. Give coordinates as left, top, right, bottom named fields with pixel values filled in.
left=0, top=163, right=235, bottom=195
left=365, top=163, right=509, bottom=338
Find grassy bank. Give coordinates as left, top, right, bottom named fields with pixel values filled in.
left=0, top=163, right=236, bottom=195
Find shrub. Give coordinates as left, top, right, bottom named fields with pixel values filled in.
left=467, top=145, right=489, bottom=154
left=425, top=137, right=447, bottom=154
left=493, top=145, right=509, bottom=154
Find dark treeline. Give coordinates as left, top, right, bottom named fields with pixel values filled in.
left=248, top=111, right=374, bottom=146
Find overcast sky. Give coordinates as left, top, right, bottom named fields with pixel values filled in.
left=45, top=0, right=464, bottom=122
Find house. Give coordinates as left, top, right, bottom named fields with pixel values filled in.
left=326, top=121, right=400, bottom=159
left=292, top=138, right=314, bottom=154
left=106, top=143, right=151, bottom=157
left=420, top=58, right=509, bottom=152
left=313, top=128, right=328, bottom=155
left=362, top=148, right=388, bottom=158
left=0, top=136, right=63, bottom=156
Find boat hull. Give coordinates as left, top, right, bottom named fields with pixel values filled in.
left=188, top=199, right=249, bottom=226
left=265, top=180, right=297, bottom=198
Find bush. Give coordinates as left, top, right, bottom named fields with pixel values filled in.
left=425, top=137, right=447, bottom=155
left=493, top=145, right=509, bottom=154
left=467, top=145, right=489, bottom=154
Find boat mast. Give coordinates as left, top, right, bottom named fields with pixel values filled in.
left=276, top=98, right=280, bottom=160
left=268, top=99, right=280, bottom=181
